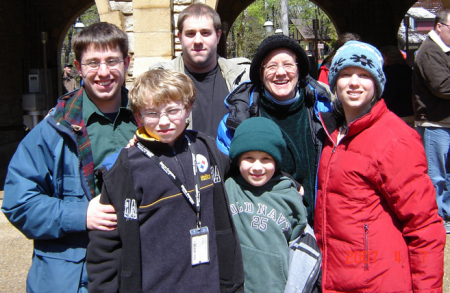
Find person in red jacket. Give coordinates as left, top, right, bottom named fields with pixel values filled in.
left=315, top=41, right=446, bottom=292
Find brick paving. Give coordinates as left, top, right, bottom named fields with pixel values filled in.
left=0, top=191, right=449, bottom=292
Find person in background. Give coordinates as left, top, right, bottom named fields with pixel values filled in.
left=2, top=22, right=136, bottom=292
left=217, top=34, right=332, bottom=226
left=380, top=45, right=414, bottom=126
left=318, top=32, right=360, bottom=85
left=87, top=69, right=244, bottom=292
left=149, top=3, right=250, bottom=137
left=63, top=63, right=78, bottom=93
left=413, top=9, right=450, bottom=233
left=315, top=40, right=445, bottom=292
left=225, top=117, right=309, bottom=293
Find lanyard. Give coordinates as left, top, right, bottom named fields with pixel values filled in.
left=136, top=135, right=202, bottom=228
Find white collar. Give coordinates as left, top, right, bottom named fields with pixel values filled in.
left=429, top=30, right=450, bottom=53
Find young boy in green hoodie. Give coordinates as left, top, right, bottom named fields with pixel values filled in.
left=225, top=117, right=308, bottom=293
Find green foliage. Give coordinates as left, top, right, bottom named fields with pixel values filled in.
left=227, top=0, right=267, bottom=59
left=60, top=5, right=100, bottom=74
left=226, top=0, right=337, bottom=59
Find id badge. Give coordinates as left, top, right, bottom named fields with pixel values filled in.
left=190, top=226, right=210, bottom=265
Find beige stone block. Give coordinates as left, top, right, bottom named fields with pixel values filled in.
left=127, top=32, right=135, bottom=54
left=134, top=8, right=172, bottom=33
left=110, top=2, right=133, bottom=14
left=133, top=56, right=173, bottom=76
left=99, top=11, right=124, bottom=29
left=133, top=0, right=172, bottom=9
left=174, top=5, right=191, bottom=13
left=134, top=32, right=173, bottom=58
left=95, top=0, right=111, bottom=14
left=123, top=15, right=135, bottom=32
left=174, top=0, right=192, bottom=4
left=174, top=13, right=179, bottom=27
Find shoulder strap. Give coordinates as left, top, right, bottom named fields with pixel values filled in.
left=285, top=224, right=322, bottom=293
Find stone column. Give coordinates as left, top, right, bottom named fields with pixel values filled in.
left=133, top=0, right=173, bottom=79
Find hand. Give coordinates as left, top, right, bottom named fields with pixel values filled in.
left=298, top=185, right=304, bottom=196
left=126, top=134, right=138, bottom=148
left=86, top=195, right=117, bottom=231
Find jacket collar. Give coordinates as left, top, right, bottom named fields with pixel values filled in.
left=429, top=30, right=450, bottom=53
left=320, top=99, right=388, bottom=144
left=135, top=126, right=190, bottom=154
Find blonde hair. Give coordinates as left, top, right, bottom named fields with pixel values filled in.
left=129, top=69, right=196, bottom=114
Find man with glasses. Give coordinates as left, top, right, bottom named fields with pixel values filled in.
left=150, top=3, right=250, bottom=137
left=413, top=9, right=450, bottom=233
left=2, top=22, right=137, bottom=292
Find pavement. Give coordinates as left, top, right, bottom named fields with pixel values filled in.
left=0, top=190, right=449, bottom=292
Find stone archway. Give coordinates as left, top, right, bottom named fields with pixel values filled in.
left=216, top=0, right=423, bottom=56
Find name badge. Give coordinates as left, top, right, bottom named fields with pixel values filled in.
left=190, top=226, right=210, bottom=265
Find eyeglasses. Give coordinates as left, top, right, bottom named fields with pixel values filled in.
left=263, top=62, right=298, bottom=74
left=140, top=107, right=185, bottom=122
left=440, top=22, right=450, bottom=29
left=81, top=59, right=124, bottom=70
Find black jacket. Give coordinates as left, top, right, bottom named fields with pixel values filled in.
left=87, top=130, right=244, bottom=293
left=413, top=35, right=450, bottom=121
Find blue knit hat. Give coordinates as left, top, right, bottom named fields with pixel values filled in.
left=229, top=117, right=285, bottom=169
left=328, top=41, right=386, bottom=98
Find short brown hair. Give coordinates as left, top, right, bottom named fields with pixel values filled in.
left=177, top=4, right=221, bottom=33
left=72, top=22, right=129, bottom=62
left=129, top=69, right=196, bottom=114
left=435, top=9, right=450, bottom=28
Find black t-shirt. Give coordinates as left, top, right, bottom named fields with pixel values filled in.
left=185, top=64, right=229, bottom=138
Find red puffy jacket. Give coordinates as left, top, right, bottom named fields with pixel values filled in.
left=315, top=100, right=445, bottom=292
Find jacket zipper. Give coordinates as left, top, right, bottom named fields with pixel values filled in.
left=364, top=223, right=369, bottom=270
left=319, top=112, right=340, bottom=283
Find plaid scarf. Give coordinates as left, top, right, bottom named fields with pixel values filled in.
left=53, top=88, right=96, bottom=198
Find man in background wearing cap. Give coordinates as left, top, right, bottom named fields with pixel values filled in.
left=413, top=9, right=450, bottom=233
left=63, top=63, right=78, bottom=93
left=149, top=3, right=250, bottom=137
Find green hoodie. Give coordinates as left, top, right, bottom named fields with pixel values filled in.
left=225, top=174, right=307, bottom=293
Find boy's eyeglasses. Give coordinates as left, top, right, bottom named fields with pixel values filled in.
left=81, top=59, right=124, bottom=70
left=263, top=62, right=298, bottom=74
left=141, top=107, right=185, bottom=122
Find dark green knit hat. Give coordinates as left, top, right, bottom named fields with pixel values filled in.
left=229, top=117, right=285, bottom=168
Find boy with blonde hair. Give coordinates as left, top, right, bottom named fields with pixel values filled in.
left=87, top=69, right=244, bottom=292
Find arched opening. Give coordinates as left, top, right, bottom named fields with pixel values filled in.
left=225, top=0, right=337, bottom=61
left=56, top=3, right=99, bottom=96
